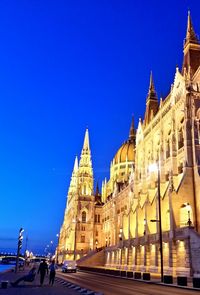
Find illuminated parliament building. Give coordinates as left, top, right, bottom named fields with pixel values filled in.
left=57, top=13, right=200, bottom=276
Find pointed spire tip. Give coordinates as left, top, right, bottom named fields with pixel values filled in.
left=129, top=116, right=135, bottom=141
left=82, top=128, right=90, bottom=152
left=146, top=71, right=157, bottom=102
left=185, top=10, right=199, bottom=46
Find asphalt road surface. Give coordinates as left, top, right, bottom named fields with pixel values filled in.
left=57, top=270, right=198, bottom=295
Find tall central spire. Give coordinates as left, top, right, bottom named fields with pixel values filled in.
left=79, top=128, right=92, bottom=166
left=79, top=129, right=93, bottom=196
left=82, top=128, right=90, bottom=153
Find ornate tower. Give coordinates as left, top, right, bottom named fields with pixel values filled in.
left=74, top=129, right=95, bottom=257
left=58, top=129, right=96, bottom=262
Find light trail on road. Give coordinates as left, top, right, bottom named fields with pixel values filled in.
left=57, top=270, right=197, bottom=295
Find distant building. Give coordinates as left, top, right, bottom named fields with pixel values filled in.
left=58, top=12, right=200, bottom=276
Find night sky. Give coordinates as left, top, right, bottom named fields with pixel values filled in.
left=0, top=0, right=199, bottom=254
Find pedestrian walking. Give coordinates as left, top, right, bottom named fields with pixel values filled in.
left=49, top=260, right=57, bottom=285
left=37, top=259, right=48, bottom=286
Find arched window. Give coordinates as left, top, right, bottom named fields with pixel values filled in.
left=178, top=127, right=184, bottom=149
left=178, top=162, right=183, bottom=174
left=83, top=184, right=87, bottom=195
left=166, top=139, right=170, bottom=159
left=82, top=211, right=86, bottom=223
left=156, top=149, right=159, bottom=162
left=156, top=140, right=160, bottom=162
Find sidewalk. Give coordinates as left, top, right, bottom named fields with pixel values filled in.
left=0, top=267, right=79, bottom=295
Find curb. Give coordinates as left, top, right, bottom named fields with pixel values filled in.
left=78, top=269, right=200, bottom=292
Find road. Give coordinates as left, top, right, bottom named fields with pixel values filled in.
left=57, top=270, right=197, bottom=295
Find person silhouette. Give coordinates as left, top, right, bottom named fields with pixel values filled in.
left=11, top=267, right=36, bottom=286
left=37, top=259, right=48, bottom=285
left=49, top=260, right=57, bottom=285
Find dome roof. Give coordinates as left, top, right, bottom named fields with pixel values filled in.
left=114, top=139, right=134, bottom=164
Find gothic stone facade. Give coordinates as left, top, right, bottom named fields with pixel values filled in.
left=58, top=13, right=200, bottom=276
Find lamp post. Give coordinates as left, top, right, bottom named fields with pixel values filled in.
left=105, top=237, right=108, bottom=247
left=149, top=162, right=164, bottom=283
left=15, top=228, right=24, bottom=273
left=95, top=240, right=98, bottom=251
left=73, top=218, right=77, bottom=261
left=143, top=218, right=147, bottom=235
left=50, top=240, right=54, bottom=258
left=119, top=228, right=123, bottom=241
left=185, top=203, right=192, bottom=227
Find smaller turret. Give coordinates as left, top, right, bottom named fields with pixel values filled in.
left=182, top=11, right=200, bottom=77
left=144, top=72, right=159, bottom=126
left=95, top=182, right=102, bottom=204
left=129, top=116, right=136, bottom=144
left=68, top=156, right=79, bottom=195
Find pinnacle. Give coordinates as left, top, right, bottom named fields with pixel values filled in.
left=73, top=156, right=78, bottom=172
left=82, top=128, right=90, bottom=152
left=79, top=129, right=93, bottom=171
left=129, top=116, right=135, bottom=141
left=146, top=71, right=157, bottom=101
left=185, top=11, right=199, bottom=46
left=149, top=71, right=155, bottom=93
left=95, top=182, right=100, bottom=196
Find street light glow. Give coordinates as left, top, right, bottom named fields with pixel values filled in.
left=148, top=163, right=158, bottom=173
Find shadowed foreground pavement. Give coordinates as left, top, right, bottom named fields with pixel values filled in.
left=57, top=270, right=200, bottom=295
left=0, top=267, right=79, bottom=295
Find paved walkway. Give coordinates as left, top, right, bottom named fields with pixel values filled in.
left=0, top=267, right=79, bottom=295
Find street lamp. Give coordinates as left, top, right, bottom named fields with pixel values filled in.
left=15, top=228, right=24, bottom=273
left=95, top=240, right=98, bottom=251
left=105, top=237, right=108, bottom=247
left=73, top=218, right=77, bottom=261
left=50, top=240, right=54, bottom=258
left=143, top=219, right=147, bottom=235
left=185, top=203, right=192, bottom=227
left=119, top=228, right=123, bottom=241
left=149, top=162, right=164, bottom=283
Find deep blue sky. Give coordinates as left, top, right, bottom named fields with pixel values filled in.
left=0, top=0, right=199, bottom=254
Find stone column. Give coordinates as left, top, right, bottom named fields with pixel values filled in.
left=169, top=240, right=176, bottom=276
left=144, top=244, right=150, bottom=272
